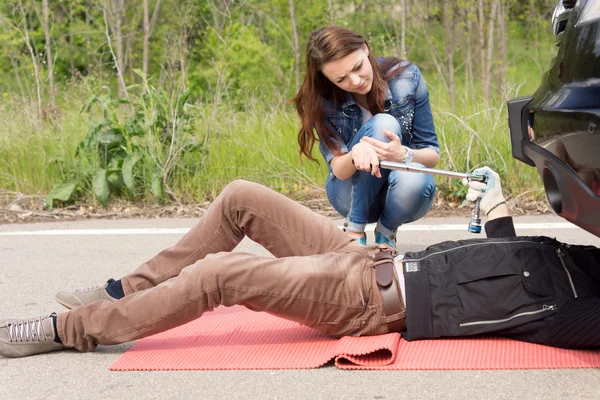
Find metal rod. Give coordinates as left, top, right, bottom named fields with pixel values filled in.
left=379, top=161, right=485, bottom=182
left=380, top=161, right=470, bottom=180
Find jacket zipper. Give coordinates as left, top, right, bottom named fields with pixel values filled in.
left=459, top=304, right=557, bottom=327
left=403, top=239, right=547, bottom=263
left=557, top=247, right=578, bottom=298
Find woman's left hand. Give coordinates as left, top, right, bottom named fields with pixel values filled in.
left=361, top=130, right=407, bottom=162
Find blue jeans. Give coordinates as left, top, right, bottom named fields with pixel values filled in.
left=326, top=114, right=436, bottom=237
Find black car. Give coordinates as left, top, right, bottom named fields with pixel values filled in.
left=508, top=0, right=600, bottom=237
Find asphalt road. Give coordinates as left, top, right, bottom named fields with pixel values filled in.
left=1, top=215, right=600, bottom=400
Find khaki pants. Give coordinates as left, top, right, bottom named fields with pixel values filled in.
left=57, top=180, right=396, bottom=352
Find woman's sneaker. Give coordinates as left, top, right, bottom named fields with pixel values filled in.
left=0, top=313, right=65, bottom=358
left=55, top=279, right=118, bottom=309
left=375, top=230, right=396, bottom=248
left=353, top=235, right=367, bottom=245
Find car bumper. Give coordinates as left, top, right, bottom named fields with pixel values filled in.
left=507, top=96, right=600, bottom=237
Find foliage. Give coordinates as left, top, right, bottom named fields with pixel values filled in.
left=0, top=0, right=557, bottom=208
left=45, top=74, right=202, bottom=208
left=188, top=22, right=287, bottom=104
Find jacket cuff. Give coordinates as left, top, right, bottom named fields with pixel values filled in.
left=484, top=216, right=517, bottom=238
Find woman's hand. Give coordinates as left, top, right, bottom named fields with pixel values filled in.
left=361, top=130, right=407, bottom=162
left=351, top=142, right=381, bottom=178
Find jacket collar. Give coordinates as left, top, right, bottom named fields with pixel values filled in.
left=340, top=84, right=393, bottom=110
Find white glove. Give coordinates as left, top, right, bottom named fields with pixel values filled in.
left=461, top=167, right=506, bottom=215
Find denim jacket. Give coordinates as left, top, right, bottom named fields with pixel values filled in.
left=318, top=61, right=440, bottom=165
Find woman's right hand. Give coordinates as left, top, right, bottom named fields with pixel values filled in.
left=351, top=142, right=381, bottom=178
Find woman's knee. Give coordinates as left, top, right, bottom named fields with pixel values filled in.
left=389, top=170, right=436, bottom=202
left=372, top=113, right=400, bottom=132
left=384, top=173, right=435, bottom=224
left=371, top=114, right=401, bottom=140
left=360, top=113, right=401, bottom=142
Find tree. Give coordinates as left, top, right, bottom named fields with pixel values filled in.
left=105, top=0, right=126, bottom=98
left=326, top=0, right=334, bottom=24
left=17, top=0, right=43, bottom=120
left=483, top=0, right=498, bottom=105
left=39, top=0, right=55, bottom=111
left=143, top=0, right=162, bottom=80
left=496, top=0, right=508, bottom=95
left=288, top=0, right=300, bottom=93
left=443, top=0, right=455, bottom=108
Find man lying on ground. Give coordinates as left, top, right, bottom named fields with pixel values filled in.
left=1, top=167, right=600, bottom=358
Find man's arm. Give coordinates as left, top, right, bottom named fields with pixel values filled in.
left=484, top=209, right=517, bottom=238
left=464, top=167, right=517, bottom=238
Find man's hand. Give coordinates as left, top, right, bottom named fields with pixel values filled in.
left=351, top=142, right=381, bottom=178
left=360, top=130, right=408, bottom=162
left=461, top=167, right=507, bottom=216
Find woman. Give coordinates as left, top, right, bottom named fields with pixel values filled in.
left=293, top=26, right=440, bottom=247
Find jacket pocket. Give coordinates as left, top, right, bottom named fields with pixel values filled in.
left=455, top=248, right=557, bottom=335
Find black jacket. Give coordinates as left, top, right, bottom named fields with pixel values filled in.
left=403, top=216, right=600, bottom=349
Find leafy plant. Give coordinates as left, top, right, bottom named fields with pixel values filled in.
left=46, top=76, right=203, bottom=209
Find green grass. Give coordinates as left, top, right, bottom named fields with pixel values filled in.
left=0, top=40, right=556, bottom=206
left=178, top=105, right=327, bottom=201
left=0, top=89, right=90, bottom=200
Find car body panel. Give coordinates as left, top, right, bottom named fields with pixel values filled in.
left=508, top=0, right=600, bottom=237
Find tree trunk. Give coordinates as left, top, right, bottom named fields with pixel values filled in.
left=288, top=0, right=300, bottom=92
left=326, top=0, right=334, bottom=24
left=443, top=0, right=455, bottom=109
left=483, top=0, right=498, bottom=105
left=110, top=0, right=126, bottom=97
left=42, top=0, right=55, bottom=111
left=19, top=2, right=43, bottom=120
left=143, top=0, right=162, bottom=81
left=212, top=0, right=231, bottom=33
left=412, top=0, right=449, bottom=93
left=143, top=0, right=149, bottom=79
left=497, top=0, right=507, bottom=96
left=85, top=1, right=92, bottom=75
left=466, top=8, right=473, bottom=100
left=478, top=0, right=485, bottom=95
left=103, top=2, right=128, bottom=99
left=401, top=0, right=407, bottom=58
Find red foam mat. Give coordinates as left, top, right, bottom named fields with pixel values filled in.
left=110, top=306, right=600, bottom=371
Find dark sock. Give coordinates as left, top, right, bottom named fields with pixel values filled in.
left=106, top=279, right=125, bottom=299
left=51, top=315, right=62, bottom=344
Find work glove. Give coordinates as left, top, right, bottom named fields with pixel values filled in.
left=461, top=167, right=506, bottom=216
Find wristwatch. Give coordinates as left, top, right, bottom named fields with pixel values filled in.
left=401, top=146, right=414, bottom=163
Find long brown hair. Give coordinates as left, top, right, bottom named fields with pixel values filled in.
left=292, top=26, right=407, bottom=161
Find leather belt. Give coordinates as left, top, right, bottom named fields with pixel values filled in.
left=374, top=246, right=406, bottom=332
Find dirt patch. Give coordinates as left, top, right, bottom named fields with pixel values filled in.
left=0, top=191, right=552, bottom=225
